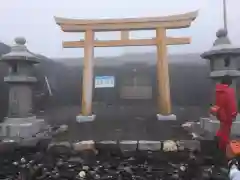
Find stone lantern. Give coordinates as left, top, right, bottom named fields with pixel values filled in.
left=0, top=37, right=46, bottom=139
left=200, top=29, right=240, bottom=135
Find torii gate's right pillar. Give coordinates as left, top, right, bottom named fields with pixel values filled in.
left=156, top=28, right=176, bottom=120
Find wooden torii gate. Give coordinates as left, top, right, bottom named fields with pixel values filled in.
left=55, top=11, right=198, bottom=120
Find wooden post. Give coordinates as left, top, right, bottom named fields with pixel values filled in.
left=156, top=28, right=171, bottom=115
left=121, top=31, right=129, bottom=40
left=81, top=29, right=94, bottom=116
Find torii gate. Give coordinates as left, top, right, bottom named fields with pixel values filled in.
left=55, top=11, right=198, bottom=121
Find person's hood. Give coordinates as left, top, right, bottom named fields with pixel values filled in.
left=216, top=83, right=229, bottom=92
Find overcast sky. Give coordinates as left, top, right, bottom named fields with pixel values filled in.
left=0, top=0, right=239, bottom=58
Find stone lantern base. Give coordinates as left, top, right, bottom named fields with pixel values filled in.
left=0, top=116, right=46, bottom=138
left=200, top=114, right=240, bottom=136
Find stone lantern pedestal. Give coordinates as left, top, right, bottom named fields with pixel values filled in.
left=0, top=37, right=49, bottom=145
left=200, top=116, right=240, bottom=136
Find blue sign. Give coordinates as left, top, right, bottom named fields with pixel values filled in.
left=95, top=76, right=115, bottom=88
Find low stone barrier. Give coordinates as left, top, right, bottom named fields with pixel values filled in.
left=47, top=140, right=200, bottom=155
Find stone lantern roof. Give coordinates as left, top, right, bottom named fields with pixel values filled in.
left=201, top=29, right=240, bottom=59
left=1, top=37, right=39, bottom=64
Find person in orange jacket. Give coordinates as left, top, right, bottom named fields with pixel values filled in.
left=210, top=75, right=238, bottom=152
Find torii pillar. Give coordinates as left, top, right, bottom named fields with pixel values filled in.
left=156, top=28, right=174, bottom=120
left=81, top=30, right=94, bottom=117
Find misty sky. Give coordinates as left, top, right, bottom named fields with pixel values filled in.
left=0, top=0, right=239, bottom=58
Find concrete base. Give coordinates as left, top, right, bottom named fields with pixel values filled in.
left=0, top=116, right=46, bottom=138
left=200, top=115, right=240, bottom=135
left=235, top=113, right=240, bottom=122
left=76, top=114, right=96, bottom=123
left=156, top=114, right=176, bottom=121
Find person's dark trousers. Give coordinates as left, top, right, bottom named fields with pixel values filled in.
left=214, top=136, right=227, bottom=165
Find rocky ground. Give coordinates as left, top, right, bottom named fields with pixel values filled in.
left=0, top=140, right=229, bottom=180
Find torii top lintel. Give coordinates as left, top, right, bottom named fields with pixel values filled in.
left=54, top=11, right=198, bottom=32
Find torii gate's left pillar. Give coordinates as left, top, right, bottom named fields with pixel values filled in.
left=76, top=30, right=96, bottom=123
left=156, top=28, right=176, bottom=121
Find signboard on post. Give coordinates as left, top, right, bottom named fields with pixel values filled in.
left=95, top=76, right=115, bottom=88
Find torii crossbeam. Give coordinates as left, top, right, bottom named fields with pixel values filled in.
left=55, top=11, right=198, bottom=121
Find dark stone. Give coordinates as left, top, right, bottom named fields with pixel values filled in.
left=95, top=141, right=122, bottom=157
left=0, top=141, right=18, bottom=154
left=199, top=140, right=217, bottom=156
left=179, top=140, right=200, bottom=151
left=47, top=142, right=73, bottom=155
left=36, top=138, right=52, bottom=152
left=79, top=150, right=96, bottom=165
